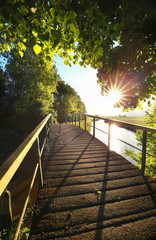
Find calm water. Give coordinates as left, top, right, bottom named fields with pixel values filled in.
left=90, top=119, right=141, bottom=164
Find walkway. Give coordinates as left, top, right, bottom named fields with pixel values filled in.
left=29, top=124, right=156, bottom=240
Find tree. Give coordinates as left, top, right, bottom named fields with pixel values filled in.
left=0, top=49, right=60, bottom=164
left=54, top=80, right=86, bottom=123
left=0, top=69, right=8, bottom=110
left=125, top=105, right=156, bottom=178
left=4, top=49, right=59, bottom=131
left=0, top=0, right=156, bottom=109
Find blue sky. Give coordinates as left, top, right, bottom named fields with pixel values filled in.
left=54, top=55, right=149, bottom=117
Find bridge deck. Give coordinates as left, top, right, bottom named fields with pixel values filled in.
left=30, top=124, right=156, bottom=240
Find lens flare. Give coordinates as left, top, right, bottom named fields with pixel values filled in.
left=108, top=89, right=121, bottom=105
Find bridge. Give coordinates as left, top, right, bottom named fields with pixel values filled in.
left=0, top=114, right=156, bottom=239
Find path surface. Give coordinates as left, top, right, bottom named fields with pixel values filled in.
left=30, top=124, right=156, bottom=240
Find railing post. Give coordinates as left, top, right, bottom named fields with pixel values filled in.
left=75, top=114, right=76, bottom=125
left=0, top=189, right=13, bottom=230
left=50, top=114, right=53, bottom=125
left=108, top=121, right=111, bottom=150
left=36, top=137, right=43, bottom=188
left=93, top=116, right=95, bottom=137
left=79, top=115, right=80, bottom=128
left=141, top=130, right=147, bottom=175
left=45, top=123, right=50, bottom=152
left=85, top=115, right=86, bottom=131
left=72, top=115, right=73, bottom=124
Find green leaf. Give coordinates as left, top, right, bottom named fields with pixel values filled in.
left=50, top=8, right=55, bottom=18
left=3, top=33, right=7, bottom=40
left=19, top=6, right=29, bottom=16
left=43, top=20, right=46, bottom=28
left=56, top=15, right=63, bottom=24
left=32, top=30, right=38, bottom=37
left=79, top=61, right=83, bottom=66
left=64, top=59, right=69, bottom=65
left=46, top=56, right=51, bottom=61
left=69, top=54, right=73, bottom=60
left=58, top=50, right=63, bottom=57
left=110, top=34, right=115, bottom=41
left=33, top=44, right=41, bottom=54
left=112, top=23, right=119, bottom=31
left=96, top=61, right=103, bottom=68
left=18, top=42, right=26, bottom=50
left=68, top=10, right=77, bottom=19
left=19, top=51, right=24, bottom=57
left=70, top=23, right=77, bottom=33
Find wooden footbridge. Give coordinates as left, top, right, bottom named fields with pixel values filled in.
left=0, top=114, right=156, bottom=240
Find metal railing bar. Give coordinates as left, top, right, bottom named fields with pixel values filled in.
left=95, top=126, right=108, bottom=135
left=95, top=125, right=156, bottom=158
left=40, top=137, right=47, bottom=156
left=94, top=124, right=142, bottom=150
left=70, top=113, right=156, bottom=133
left=115, top=137, right=142, bottom=151
left=69, top=114, right=156, bottom=175
left=146, top=152, right=156, bottom=158
left=0, top=114, right=52, bottom=197
left=13, top=163, right=39, bottom=240
left=84, top=114, right=156, bottom=133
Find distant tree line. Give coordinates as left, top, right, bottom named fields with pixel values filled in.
left=0, top=49, right=86, bottom=165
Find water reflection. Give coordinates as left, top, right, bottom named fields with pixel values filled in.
left=91, top=120, right=139, bottom=164
left=110, top=124, right=123, bottom=152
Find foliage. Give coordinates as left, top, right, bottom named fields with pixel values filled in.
left=97, top=0, right=156, bottom=109
left=0, top=50, right=86, bottom=164
left=0, top=49, right=59, bottom=164
left=54, top=80, right=86, bottom=123
left=5, top=49, right=59, bottom=128
left=125, top=105, right=156, bottom=178
left=0, top=0, right=156, bottom=109
left=73, top=116, right=92, bottom=133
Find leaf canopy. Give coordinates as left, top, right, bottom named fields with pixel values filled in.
left=0, top=0, right=156, bottom=109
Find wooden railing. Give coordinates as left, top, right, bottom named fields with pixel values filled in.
left=67, top=114, right=156, bottom=175
left=0, top=114, right=52, bottom=239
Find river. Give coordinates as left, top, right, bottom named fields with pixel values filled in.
left=90, top=119, right=141, bottom=165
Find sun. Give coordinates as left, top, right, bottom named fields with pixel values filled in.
left=106, top=87, right=123, bottom=107
left=108, top=89, right=121, bottom=105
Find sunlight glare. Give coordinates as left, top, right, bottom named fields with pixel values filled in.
left=108, top=89, right=121, bottom=105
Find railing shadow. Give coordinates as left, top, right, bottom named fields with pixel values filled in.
left=39, top=125, right=94, bottom=214
left=144, top=176, right=156, bottom=208
left=95, top=151, right=109, bottom=240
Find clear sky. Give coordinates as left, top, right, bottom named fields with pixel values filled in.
left=55, top=55, right=149, bottom=117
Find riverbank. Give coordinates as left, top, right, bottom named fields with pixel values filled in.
left=108, top=116, right=147, bottom=127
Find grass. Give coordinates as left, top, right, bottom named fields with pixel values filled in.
left=108, top=116, right=148, bottom=127
left=67, top=117, right=92, bottom=132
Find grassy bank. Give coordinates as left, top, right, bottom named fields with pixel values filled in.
left=68, top=117, right=92, bottom=132
left=108, top=116, right=147, bottom=127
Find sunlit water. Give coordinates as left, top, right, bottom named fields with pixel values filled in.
left=90, top=119, right=140, bottom=165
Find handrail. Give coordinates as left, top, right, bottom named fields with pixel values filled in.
left=67, top=114, right=156, bottom=175
left=0, top=113, right=52, bottom=238
left=84, top=114, right=156, bottom=133
left=0, top=113, right=52, bottom=197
